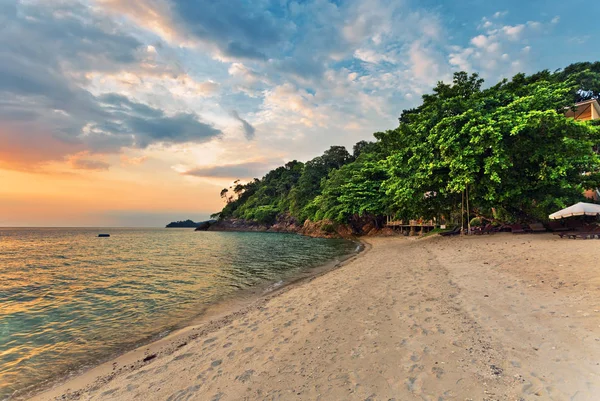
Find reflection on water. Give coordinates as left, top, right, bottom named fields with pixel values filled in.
left=0, top=228, right=356, bottom=399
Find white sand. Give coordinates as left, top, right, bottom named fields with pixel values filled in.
left=32, top=234, right=600, bottom=400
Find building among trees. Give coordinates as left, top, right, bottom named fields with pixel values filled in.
left=568, top=99, right=600, bottom=201
left=566, top=99, right=600, bottom=121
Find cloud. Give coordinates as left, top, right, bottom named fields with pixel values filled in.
left=354, top=48, right=395, bottom=64
left=261, top=84, right=325, bottom=128
left=92, top=94, right=222, bottom=149
left=502, top=24, right=525, bottom=40
left=230, top=111, right=256, bottom=140
left=182, top=161, right=280, bottom=179
left=0, top=0, right=222, bottom=169
left=0, top=124, right=83, bottom=170
left=408, top=41, right=442, bottom=85
left=157, top=76, right=221, bottom=97
left=449, top=13, right=554, bottom=78
left=227, top=63, right=271, bottom=96
left=448, top=47, right=474, bottom=71
left=98, top=0, right=182, bottom=43
left=471, top=35, right=490, bottom=48
left=222, top=42, right=267, bottom=61
left=69, top=155, right=110, bottom=171
left=120, top=155, right=149, bottom=166
left=228, top=63, right=262, bottom=84
left=103, top=0, right=287, bottom=61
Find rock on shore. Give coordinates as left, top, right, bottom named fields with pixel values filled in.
left=207, top=214, right=395, bottom=239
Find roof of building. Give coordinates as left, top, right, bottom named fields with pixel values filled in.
left=574, top=98, right=600, bottom=107
left=566, top=98, right=600, bottom=120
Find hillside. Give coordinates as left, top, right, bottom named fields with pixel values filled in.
left=213, top=62, right=600, bottom=232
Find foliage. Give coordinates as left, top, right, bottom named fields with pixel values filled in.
left=320, top=223, right=336, bottom=233
left=217, top=147, right=354, bottom=222
left=213, top=63, right=600, bottom=226
left=252, top=205, right=280, bottom=225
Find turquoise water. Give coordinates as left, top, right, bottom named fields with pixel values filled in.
left=0, top=228, right=357, bottom=399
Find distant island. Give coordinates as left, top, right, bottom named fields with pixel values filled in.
left=165, top=219, right=216, bottom=230
left=166, top=219, right=200, bottom=228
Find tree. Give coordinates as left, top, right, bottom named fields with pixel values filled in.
left=288, top=146, right=353, bottom=220
left=220, top=188, right=231, bottom=204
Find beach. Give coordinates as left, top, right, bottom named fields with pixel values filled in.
left=32, top=233, right=600, bottom=401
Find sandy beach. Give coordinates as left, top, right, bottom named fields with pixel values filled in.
left=31, top=233, right=600, bottom=401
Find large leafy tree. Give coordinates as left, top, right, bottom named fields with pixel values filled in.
left=307, top=160, right=390, bottom=223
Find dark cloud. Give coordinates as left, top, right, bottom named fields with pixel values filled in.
left=0, top=0, right=221, bottom=168
left=92, top=94, right=222, bottom=149
left=170, top=0, right=286, bottom=60
left=230, top=110, right=256, bottom=140
left=225, top=42, right=267, bottom=61
left=182, top=161, right=279, bottom=179
left=271, top=57, right=326, bottom=80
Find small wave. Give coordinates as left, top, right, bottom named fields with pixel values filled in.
left=263, top=280, right=284, bottom=293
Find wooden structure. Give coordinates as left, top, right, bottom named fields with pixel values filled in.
left=385, top=216, right=439, bottom=236
left=565, top=99, right=600, bottom=121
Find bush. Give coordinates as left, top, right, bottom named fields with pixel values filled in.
left=253, top=206, right=280, bottom=225
left=321, top=223, right=336, bottom=233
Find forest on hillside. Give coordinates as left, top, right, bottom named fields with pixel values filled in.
left=213, top=62, right=600, bottom=228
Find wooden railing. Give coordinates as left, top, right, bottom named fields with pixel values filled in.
left=385, top=216, right=436, bottom=227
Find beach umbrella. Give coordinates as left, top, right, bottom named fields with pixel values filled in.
left=548, top=202, right=600, bottom=220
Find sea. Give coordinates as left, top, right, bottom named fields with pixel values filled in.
left=0, top=228, right=359, bottom=399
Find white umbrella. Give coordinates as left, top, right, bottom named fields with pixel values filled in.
left=549, top=202, right=600, bottom=220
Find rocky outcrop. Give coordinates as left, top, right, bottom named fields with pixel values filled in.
left=208, top=214, right=400, bottom=239
left=194, top=221, right=212, bottom=231
left=208, top=214, right=305, bottom=234
left=207, top=219, right=272, bottom=233
left=299, top=219, right=352, bottom=239
left=268, top=214, right=302, bottom=233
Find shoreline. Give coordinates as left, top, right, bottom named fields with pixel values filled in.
left=25, top=239, right=368, bottom=401
left=28, top=233, right=600, bottom=400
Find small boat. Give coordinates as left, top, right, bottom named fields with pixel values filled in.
left=98, top=234, right=110, bottom=238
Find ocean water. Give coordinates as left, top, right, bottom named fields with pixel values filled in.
left=0, top=228, right=358, bottom=399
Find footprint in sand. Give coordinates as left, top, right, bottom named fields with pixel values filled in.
left=236, top=369, right=255, bottom=383
left=165, top=384, right=201, bottom=401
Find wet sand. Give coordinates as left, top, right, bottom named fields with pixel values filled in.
left=32, top=234, right=600, bottom=400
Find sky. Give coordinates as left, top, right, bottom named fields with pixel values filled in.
left=1, top=0, right=599, bottom=227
